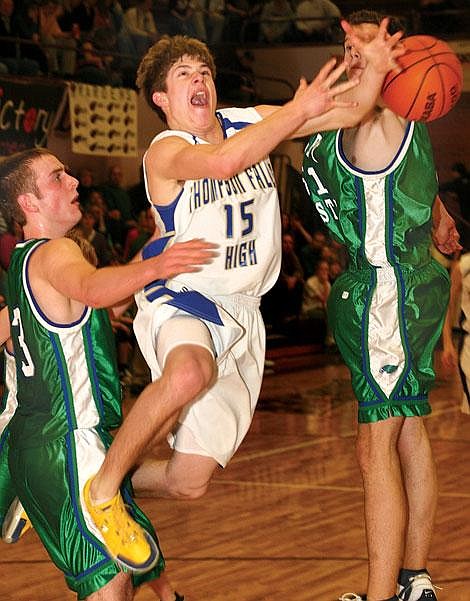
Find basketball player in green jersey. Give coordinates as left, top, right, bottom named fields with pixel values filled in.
left=0, top=148, right=214, bottom=600
left=302, top=10, right=461, bottom=601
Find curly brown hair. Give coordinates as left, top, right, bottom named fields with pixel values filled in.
left=136, top=35, right=216, bottom=124
left=0, top=148, right=51, bottom=227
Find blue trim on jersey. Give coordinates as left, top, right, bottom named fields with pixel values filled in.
left=143, top=284, right=223, bottom=325
left=49, top=331, right=76, bottom=432
left=392, top=264, right=413, bottom=398
left=337, top=121, right=414, bottom=176
left=142, top=235, right=173, bottom=260
left=24, top=242, right=89, bottom=329
left=355, top=177, right=366, bottom=261
left=153, top=195, right=180, bottom=233
left=385, top=173, right=396, bottom=265
left=83, top=321, right=105, bottom=421
left=216, top=111, right=250, bottom=135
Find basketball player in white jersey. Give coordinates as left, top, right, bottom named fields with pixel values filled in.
left=83, top=25, right=406, bottom=568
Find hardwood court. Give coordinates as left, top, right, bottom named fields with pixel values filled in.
left=1, top=349, right=469, bottom=601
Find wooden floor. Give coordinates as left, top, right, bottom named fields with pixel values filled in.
left=1, top=349, right=469, bottom=601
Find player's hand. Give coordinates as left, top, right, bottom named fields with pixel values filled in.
left=432, top=213, right=462, bottom=255
left=153, top=238, right=218, bottom=278
left=342, top=17, right=405, bottom=75
left=293, top=58, right=361, bottom=118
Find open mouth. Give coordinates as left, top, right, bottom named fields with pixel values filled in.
left=191, top=90, right=208, bottom=106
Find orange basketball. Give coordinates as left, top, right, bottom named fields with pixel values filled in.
left=382, top=35, right=463, bottom=122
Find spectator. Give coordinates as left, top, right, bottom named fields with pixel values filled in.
left=260, top=0, right=295, bottom=43
left=124, top=0, right=159, bottom=56
left=217, top=48, right=256, bottom=104
left=207, top=0, right=226, bottom=44
left=67, top=0, right=97, bottom=37
left=261, top=231, right=305, bottom=332
left=76, top=166, right=97, bottom=207
left=294, top=0, right=341, bottom=42
left=13, top=0, right=49, bottom=74
left=86, top=189, right=114, bottom=242
left=224, top=0, right=250, bottom=42
left=301, top=258, right=330, bottom=319
left=127, top=166, right=149, bottom=217
left=38, top=0, right=77, bottom=77
left=191, top=0, right=207, bottom=41
left=168, top=0, right=196, bottom=36
left=93, top=0, right=139, bottom=75
left=78, top=209, right=116, bottom=266
left=123, top=207, right=156, bottom=261
left=0, top=220, right=23, bottom=271
left=299, top=228, right=327, bottom=278
left=0, top=0, right=42, bottom=75
left=99, top=164, right=136, bottom=250
left=75, top=25, right=123, bottom=86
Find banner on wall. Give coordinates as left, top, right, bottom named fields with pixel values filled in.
left=68, top=83, right=138, bottom=157
left=0, top=77, right=65, bottom=156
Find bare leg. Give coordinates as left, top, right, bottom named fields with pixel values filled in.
left=398, top=416, right=437, bottom=569
left=356, top=417, right=406, bottom=601
left=90, top=344, right=215, bottom=503
left=86, top=571, right=133, bottom=601
left=133, top=450, right=219, bottom=499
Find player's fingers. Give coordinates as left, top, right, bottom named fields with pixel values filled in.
left=321, top=60, right=348, bottom=88
left=329, top=77, right=359, bottom=97
left=378, top=17, right=390, bottom=39
left=330, top=99, right=359, bottom=109
left=312, top=57, right=339, bottom=85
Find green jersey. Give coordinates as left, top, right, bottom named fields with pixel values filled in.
left=4, top=238, right=163, bottom=597
left=302, top=121, right=449, bottom=422
left=7, top=238, right=121, bottom=447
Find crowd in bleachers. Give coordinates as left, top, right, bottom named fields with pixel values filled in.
left=1, top=0, right=468, bottom=85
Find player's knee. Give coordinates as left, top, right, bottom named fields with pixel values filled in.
left=173, top=354, right=215, bottom=399
left=166, top=475, right=210, bottom=500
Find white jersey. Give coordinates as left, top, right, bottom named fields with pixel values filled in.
left=142, top=106, right=281, bottom=302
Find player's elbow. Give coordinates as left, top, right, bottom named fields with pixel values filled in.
left=212, top=151, right=244, bottom=181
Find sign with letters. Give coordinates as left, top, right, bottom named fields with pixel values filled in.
left=0, top=77, right=65, bottom=156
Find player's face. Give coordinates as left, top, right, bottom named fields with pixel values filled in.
left=32, top=154, right=81, bottom=230
left=343, top=23, right=380, bottom=80
left=154, top=55, right=217, bottom=133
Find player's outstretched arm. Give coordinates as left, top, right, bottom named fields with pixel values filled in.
left=282, top=17, right=406, bottom=136
left=40, top=237, right=217, bottom=308
left=150, top=57, right=359, bottom=184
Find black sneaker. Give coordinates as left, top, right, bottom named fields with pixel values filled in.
left=175, top=594, right=184, bottom=601
left=397, top=572, right=438, bottom=600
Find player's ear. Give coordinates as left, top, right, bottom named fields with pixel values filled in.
left=17, top=192, right=39, bottom=214
left=152, top=91, right=168, bottom=109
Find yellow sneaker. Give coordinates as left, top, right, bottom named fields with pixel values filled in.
left=2, top=497, right=32, bottom=544
left=83, top=477, right=159, bottom=573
